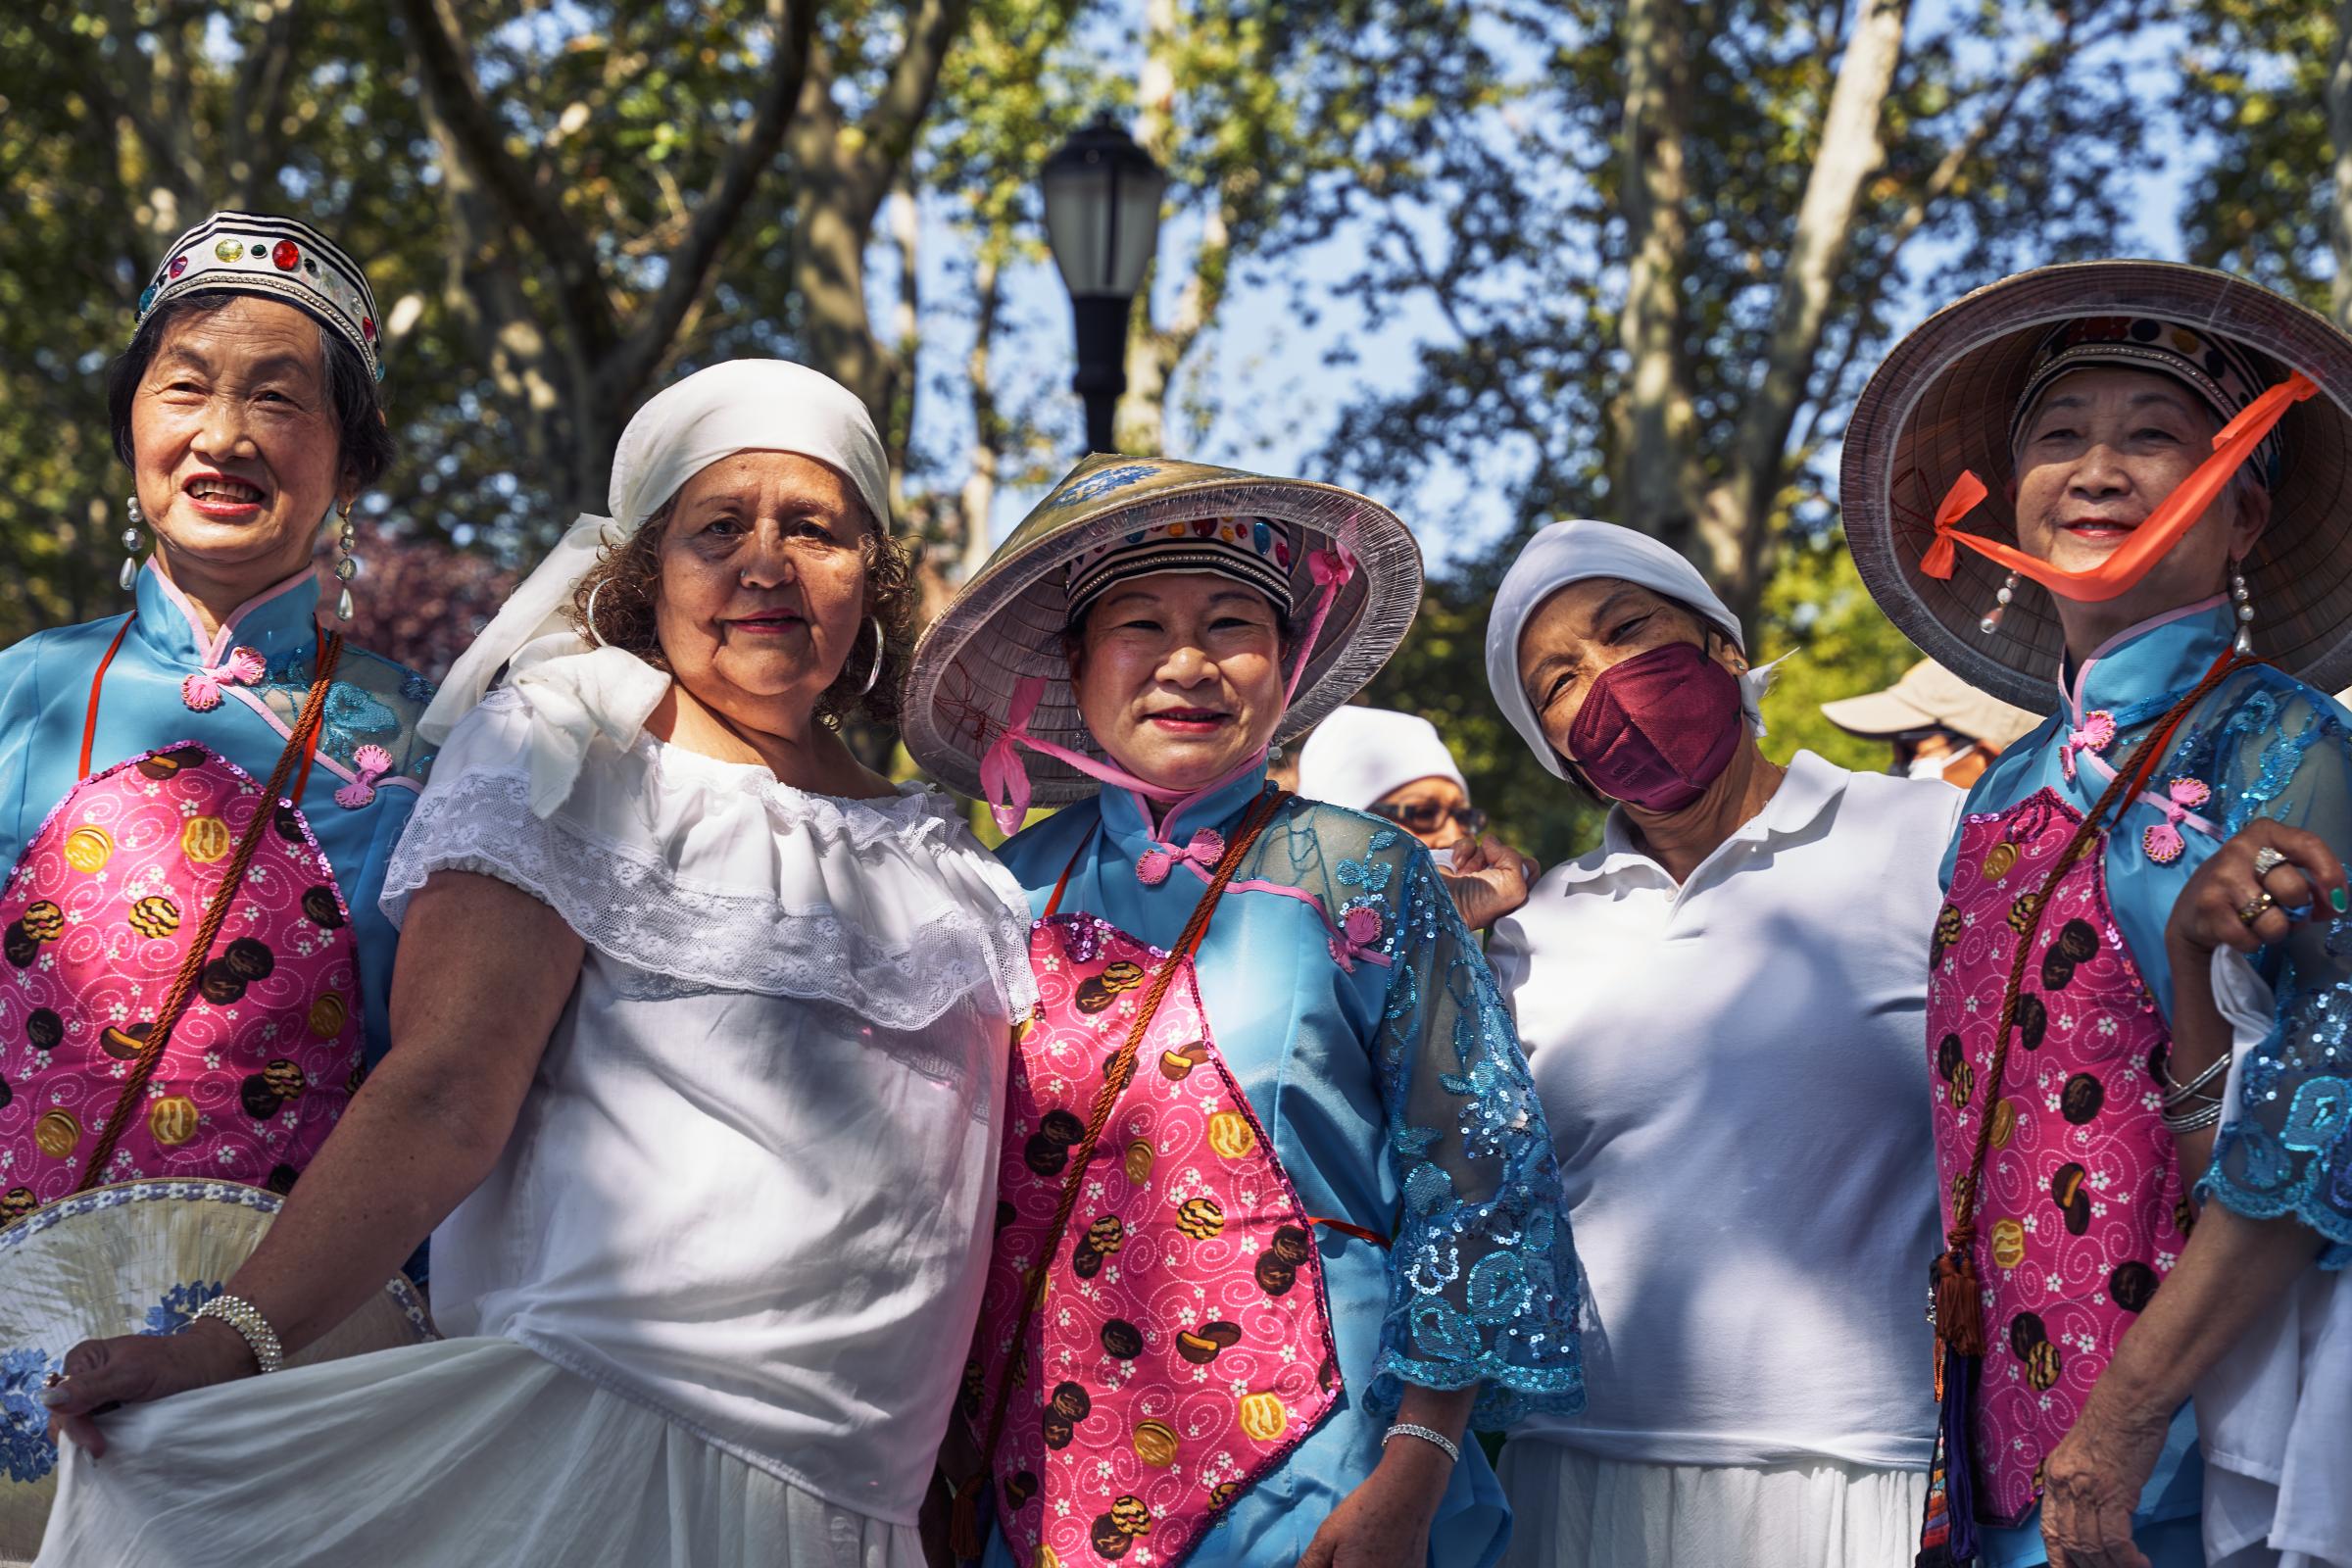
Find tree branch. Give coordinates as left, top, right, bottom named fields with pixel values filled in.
left=1614, top=0, right=1700, bottom=549
left=2331, top=0, right=2352, bottom=328
left=610, top=0, right=816, bottom=400
left=228, top=0, right=305, bottom=205
left=391, top=0, right=617, bottom=357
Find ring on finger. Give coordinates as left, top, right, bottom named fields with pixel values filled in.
left=2252, top=846, right=2288, bottom=877
left=2238, top=890, right=2278, bottom=926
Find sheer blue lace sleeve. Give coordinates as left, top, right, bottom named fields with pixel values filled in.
left=2200, top=680, right=2352, bottom=1265
left=1357, top=829, right=1584, bottom=1428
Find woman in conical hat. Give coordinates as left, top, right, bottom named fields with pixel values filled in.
left=1843, top=261, right=2352, bottom=1568
left=907, top=455, right=1584, bottom=1568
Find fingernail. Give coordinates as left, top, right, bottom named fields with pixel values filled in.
left=39, top=1383, right=70, bottom=1408
left=2331, top=888, right=2347, bottom=913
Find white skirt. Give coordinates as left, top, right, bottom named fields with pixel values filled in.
left=32, top=1336, right=923, bottom=1568
left=1496, top=1440, right=1929, bottom=1568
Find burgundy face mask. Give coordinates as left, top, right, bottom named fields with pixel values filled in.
left=1565, top=640, right=1743, bottom=812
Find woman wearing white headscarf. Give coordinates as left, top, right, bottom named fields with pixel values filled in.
left=1479, top=519, right=1963, bottom=1568
left=30, top=361, right=1036, bottom=1567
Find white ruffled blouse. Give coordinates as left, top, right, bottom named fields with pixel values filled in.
left=380, top=688, right=1036, bottom=1527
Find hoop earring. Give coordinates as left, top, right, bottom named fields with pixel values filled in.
left=858, top=614, right=886, bottom=698
left=331, top=499, right=362, bottom=621
left=583, top=580, right=611, bottom=648
left=120, top=496, right=146, bottom=591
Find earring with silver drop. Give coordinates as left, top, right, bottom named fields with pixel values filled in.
left=2230, top=564, right=2254, bottom=657
left=332, top=500, right=361, bottom=622
left=1979, top=570, right=2021, bottom=635
left=119, top=496, right=146, bottom=591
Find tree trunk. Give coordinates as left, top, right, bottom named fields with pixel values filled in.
left=1611, top=0, right=1701, bottom=558
left=1696, top=0, right=1910, bottom=631
left=2331, top=0, right=2352, bottom=330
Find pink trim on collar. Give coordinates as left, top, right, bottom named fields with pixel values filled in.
left=146, top=560, right=317, bottom=663
left=2062, top=594, right=2230, bottom=723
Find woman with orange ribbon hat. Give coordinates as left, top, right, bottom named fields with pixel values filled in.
left=906, top=455, right=1583, bottom=1568
left=1844, top=262, right=2352, bottom=1568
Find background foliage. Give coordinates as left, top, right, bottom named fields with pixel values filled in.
left=1, top=0, right=2342, bottom=863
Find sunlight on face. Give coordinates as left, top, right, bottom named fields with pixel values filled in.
left=654, top=451, right=871, bottom=729
left=1071, top=571, right=1287, bottom=796
left=1514, top=578, right=1735, bottom=761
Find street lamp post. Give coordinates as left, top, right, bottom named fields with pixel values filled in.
left=1041, top=113, right=1167, bottom=455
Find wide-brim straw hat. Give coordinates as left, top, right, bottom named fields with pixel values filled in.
left=1820, top=659, right=2043, bottom=749
left=906, top=454, right=1423, bottom=804
left=1842, top=261, right=2352, bottom=712
left=0, top=1178, right=435, bottom=1555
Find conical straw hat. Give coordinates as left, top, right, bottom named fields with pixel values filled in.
left=1842, top=261, right=2352, bottom=711
left=905, top=455, right=1423, bottom=804
left=0, top=1179, right=435, bottom=1556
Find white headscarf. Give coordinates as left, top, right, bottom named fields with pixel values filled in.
left=1483, top=519, right=1780, bottom=781
left=1296, top=707, right=1469, bottom=810
left=421, top=360, right=890, bottom=815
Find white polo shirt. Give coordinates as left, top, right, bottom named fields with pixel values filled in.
left=1493, top=750, right=1962, bottom=1470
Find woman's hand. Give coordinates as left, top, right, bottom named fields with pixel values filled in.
left=2039, top=1380, right=2175, bottom=1568
left=42, top=1317, right=257, bottom=1458
left=1439, top=834, right=1539, bottom=931
left=2166, top=818, right=2346, bottom=957
left=1297, top=1435, right=1451, bottom=1568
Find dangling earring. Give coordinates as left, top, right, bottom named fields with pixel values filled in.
left=120, top=496, right=146, bottom=591
left=857, top=614, right=887, bottom=698
left=2230, top=563, right=2254, bottom=656
left=1979, top=570, right=2022, bottom=635
left=332, top=500, right=361, bottom=621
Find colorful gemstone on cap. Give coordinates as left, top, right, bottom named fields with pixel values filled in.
left=215, top=238, right=244, bottom=262
left=137, top=285, right=157, bottom=315
left=303, top=258, right=318, bottom=275
left=362, top=317, right=376, bottom=341
left=271, top=239, right=300, bottom=270
left=169, top=254, right=189, bottom=277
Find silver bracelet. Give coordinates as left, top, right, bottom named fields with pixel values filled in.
left=191, top=1293, right=284, bottom=1374
left=1384, top=1422, right=1461, bottom=1464
left=2162, top=1099, right=2226, bottom=1136
left=2160, top=1049, right=2230, bottom=1106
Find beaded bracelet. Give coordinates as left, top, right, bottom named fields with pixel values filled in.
left=191, top=1294, right=284, bottom=1375
left=1384, top=1423, right=1461, bottom=1465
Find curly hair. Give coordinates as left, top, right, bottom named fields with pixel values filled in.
left=566, top=497, right=916, bottom=731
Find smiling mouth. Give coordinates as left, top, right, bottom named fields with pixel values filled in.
left=727, top=612, right=806, bottom=634
left=184, top=474, right=267, bottom=509
left=2060, top=515, right=2140, bottom=538
left=1147, top=707, right=1232, bottom=729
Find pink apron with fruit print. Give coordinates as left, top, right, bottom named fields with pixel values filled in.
left=0, top=742, right=362, bottom=1222
left=965, top=911, right=1343, bottom=1568
left=1926, top=788, right=2185, bottom=1526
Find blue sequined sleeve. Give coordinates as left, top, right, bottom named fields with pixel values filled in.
left=1363, top=835, right=1585, bottom=1428
left=2202, top=682, right=2352, bottom=1265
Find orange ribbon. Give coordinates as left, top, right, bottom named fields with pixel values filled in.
left=1919, top=371, right=2316, bottom=603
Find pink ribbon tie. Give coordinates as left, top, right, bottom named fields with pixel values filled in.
left=2140, top=776, right=2212, bottom=864
left=2058, top=710, right=2117, bottom=782
left=180, top=646, right=267, bottom=712
left=334, top=745, right=394, bottom=809
left=1136, top=827, right=1226, bottom=888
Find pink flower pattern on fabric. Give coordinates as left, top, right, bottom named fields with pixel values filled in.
left=0, top=743, right=364, bottom=1210
left=334, top=745, right=395, bottom=810
left=2057, top=709, right=2117, bottom=782
left=968, top=913, right=1343, bottom=1568
left=178, top=646, right=267, bottom=712
left=1135, top=827, right=1225, bottom=889
left=2139, top=776, right=2212, bottom=864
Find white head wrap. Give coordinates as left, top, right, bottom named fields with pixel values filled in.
left=1295, top=707, right=1469, bottom=811
left=1483, top=518, right=1781, bottom=781
left=421, top=360, right=890, bottom=815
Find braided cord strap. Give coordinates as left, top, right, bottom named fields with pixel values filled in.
left=191, top=1292, right=284, bottom=1374
left=74, top=632, right=346, bottom=1193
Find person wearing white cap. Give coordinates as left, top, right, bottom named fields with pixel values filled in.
left=1478, top=518, right=1965, bottom=1568
left=1822, top=659, right=2042, bottom=789
left=1298, top=706, right=1484, bottom=849
left=31, top=361, right=1037, bottom=1567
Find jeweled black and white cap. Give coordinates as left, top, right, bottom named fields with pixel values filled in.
left=134, top=211, right=384, bottom=380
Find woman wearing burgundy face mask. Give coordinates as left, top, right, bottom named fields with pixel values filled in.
left=1476, top=518, right=1967, bottom=1568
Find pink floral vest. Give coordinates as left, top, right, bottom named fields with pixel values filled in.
left=0, top=742, right=363, bottom=1220
left=1927, top=787, right=2185, bottom=1525
left=964, top=909, right=1344, bottom=1568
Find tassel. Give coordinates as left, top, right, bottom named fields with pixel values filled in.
left=1931, top=1234, right=1984, bottom=1357
left=1916, top=1342, right=1984, bottom=1566
left=948, top=1475, right=985, bottom=1562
